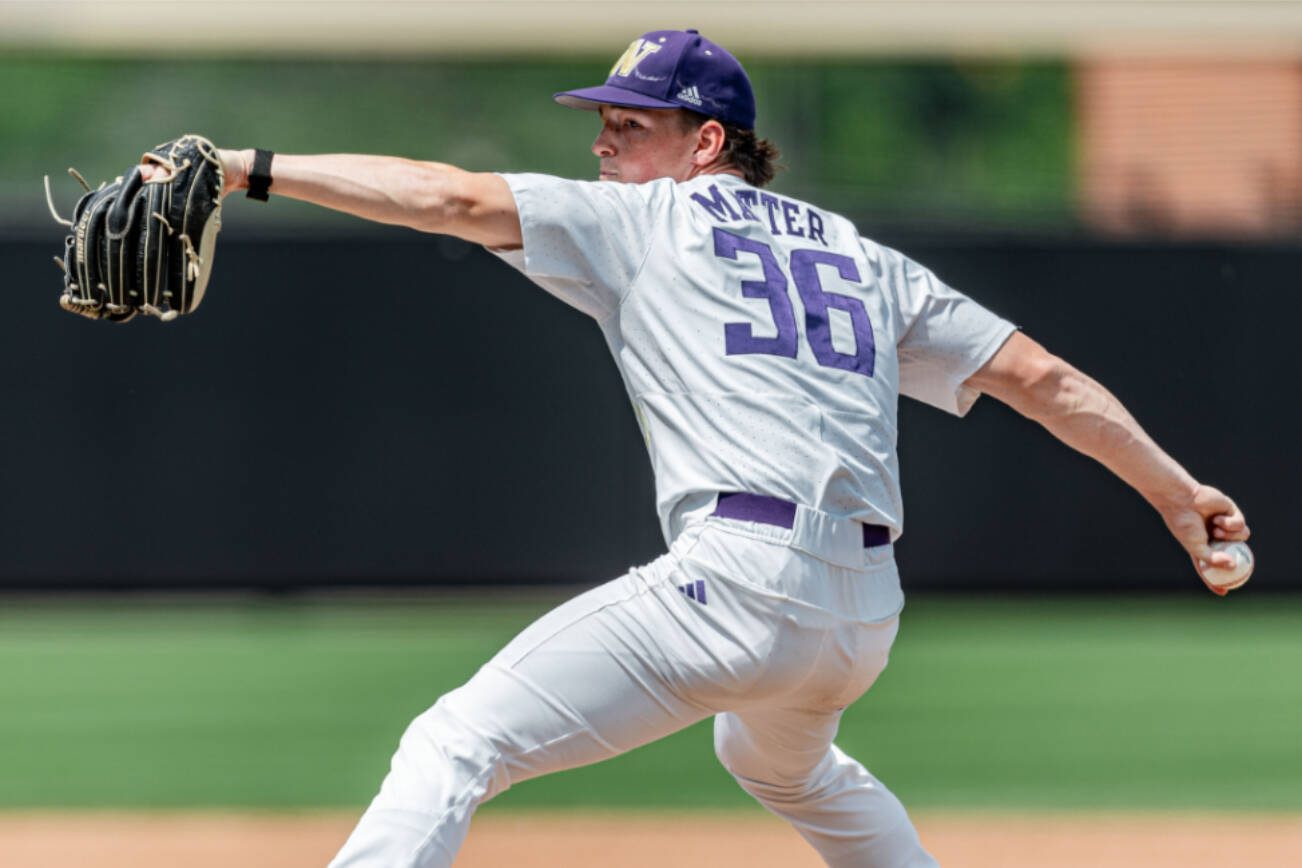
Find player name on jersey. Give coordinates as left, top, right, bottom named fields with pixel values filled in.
left=690, top=183, right=829, bottom=246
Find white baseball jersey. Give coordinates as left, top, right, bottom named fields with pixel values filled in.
left=491, top=172, right=1016, bottom=547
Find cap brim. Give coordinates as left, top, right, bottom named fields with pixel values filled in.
left=554, top=84, right=679, bottom=113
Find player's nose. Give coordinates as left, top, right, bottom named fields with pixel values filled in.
left=591, top=129, right=616, bottom=158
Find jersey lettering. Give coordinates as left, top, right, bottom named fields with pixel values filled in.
left=692, top=184, right=829, bottom=247
left=733, top=189, right=760, bottom=221
left=690, top=185, right=742, bottom=222
left=713, top=228, right=876, bottom=377
left=713, top=228, right=798, bottom=358
left=781, top=200, right=805, bottom=238
left=790, top=249, right=876, bottom=376
left=758, top=194, right=783, bottom=234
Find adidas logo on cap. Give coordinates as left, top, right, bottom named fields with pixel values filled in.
left=677, top=85, right=703, bottom=107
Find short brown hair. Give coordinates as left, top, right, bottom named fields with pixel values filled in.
left=679, top=111, right=782, bottom=188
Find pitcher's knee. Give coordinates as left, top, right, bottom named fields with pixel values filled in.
left=714, top=724, right=826, bottom=804
left=378, top=695, right=513, bottom=812
left=712, top=715, right=761, bottom=779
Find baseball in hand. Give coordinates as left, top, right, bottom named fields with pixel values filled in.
left=1197, top=541, right=1254, bottom=594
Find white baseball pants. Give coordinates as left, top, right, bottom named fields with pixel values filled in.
left=329, top=518, right=938, bottom=868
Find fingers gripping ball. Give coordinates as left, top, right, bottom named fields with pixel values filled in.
left=44, top=134, right=224, bottom=323
left=1197, top=541, right=1254, bottom=596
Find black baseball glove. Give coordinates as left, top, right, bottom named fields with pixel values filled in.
left=44, top=134, right=225, bottom=323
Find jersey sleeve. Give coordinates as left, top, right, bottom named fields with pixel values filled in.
left=488, top=173, right=665, bottom=322
left=874, top=242, right=1018, bottom=416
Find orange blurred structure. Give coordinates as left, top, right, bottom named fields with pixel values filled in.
left=1077, top=60, right=1302, bottom=238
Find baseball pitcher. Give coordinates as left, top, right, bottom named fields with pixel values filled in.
left=118, top=29, right=1250, bottom=867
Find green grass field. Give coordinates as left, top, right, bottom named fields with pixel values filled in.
left=1, top=593, right=1298, bottom=812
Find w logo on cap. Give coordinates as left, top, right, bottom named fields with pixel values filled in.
left=610, top=38, right=662, bottom=78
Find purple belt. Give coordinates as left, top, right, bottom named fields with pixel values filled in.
left=711, top=492, right=891, bottom=549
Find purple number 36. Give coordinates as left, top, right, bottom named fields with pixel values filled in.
left=713, top=228, right=876, bottom=377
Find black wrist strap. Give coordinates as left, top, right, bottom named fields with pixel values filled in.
left=246, top=148, right=274, bottom=202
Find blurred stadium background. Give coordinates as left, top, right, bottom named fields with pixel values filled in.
left=0, top=2, right=1298, bottom=865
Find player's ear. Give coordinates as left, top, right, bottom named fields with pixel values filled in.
left=692, top=119, right=727, bottom=166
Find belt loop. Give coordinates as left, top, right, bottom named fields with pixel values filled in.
left=790, top=506, right=866, bottom=569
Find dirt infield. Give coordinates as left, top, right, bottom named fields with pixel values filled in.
left=4, top=810, right=1301, bottom=867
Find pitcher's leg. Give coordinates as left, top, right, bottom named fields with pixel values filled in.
left=712, top=612, right=936, bottom=868
left=714, top=708, right=936, bottom=868
left=331, top=569, right=714, bottom=868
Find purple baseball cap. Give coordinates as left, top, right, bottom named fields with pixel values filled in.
left=555, top=29, right=756, bottom=129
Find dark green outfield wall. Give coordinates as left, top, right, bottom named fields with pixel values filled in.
left=0, top=230, right=1294, bottom=591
